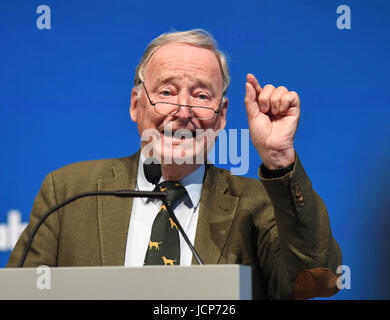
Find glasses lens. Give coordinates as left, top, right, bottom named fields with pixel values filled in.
left=191, top=106, right=215, bottom=120
left=155, top=103, right=178, bottom=115
left=155, top=103, right=215, bottom=120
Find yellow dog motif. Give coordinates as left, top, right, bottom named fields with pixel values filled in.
left=162, top=256, right=176, bottom=265
left=149, top=241, right=162, bottom=250
left=168, top=218, right=178, bottom=230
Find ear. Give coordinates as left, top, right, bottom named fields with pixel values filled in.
left=217, top=97, right=228, bottom=130
left=129, top=87, right=139, bottom=122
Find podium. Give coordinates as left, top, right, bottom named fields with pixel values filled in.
left=0, top=265, right=251, bottom=300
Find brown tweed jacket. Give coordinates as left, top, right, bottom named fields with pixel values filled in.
left=7, top=151, right=342, bottom=299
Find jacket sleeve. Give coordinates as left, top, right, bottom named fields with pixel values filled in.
left=258, top=153, right=342, bottom=299
left=6, top=172, right=60, bottom=268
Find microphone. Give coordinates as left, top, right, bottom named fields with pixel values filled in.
left=143, top=159, right=204, bottom=265
left=143, top=157, right=162, bottom=185
left=18, top=189, right=166, bottom=268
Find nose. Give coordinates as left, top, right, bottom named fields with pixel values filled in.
left=174, top=92, right=193, bottom=120
left=175, top=105, right=192, bottom=120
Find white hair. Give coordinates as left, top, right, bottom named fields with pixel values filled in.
left=134, top=29, right=230, bottom=98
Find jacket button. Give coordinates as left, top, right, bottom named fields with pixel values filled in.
left=293, top=182, right=304, bottom=207
left=293, top=182, right=303, bottom=196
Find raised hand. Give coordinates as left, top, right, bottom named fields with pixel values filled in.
left=244, top=73, right=300, bottom=170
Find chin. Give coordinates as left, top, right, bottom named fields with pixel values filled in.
left=160, top=148, right=200, bottom=166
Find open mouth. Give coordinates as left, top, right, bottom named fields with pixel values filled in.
left=161, top=128, right=197, bottom=139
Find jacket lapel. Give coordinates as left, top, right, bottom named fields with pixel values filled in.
left=97, top=151, right=139, bottom=266
left=193, top=165, right=239, bottom=265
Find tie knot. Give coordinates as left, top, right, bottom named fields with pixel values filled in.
left=158, top=181, right=187, bottom=207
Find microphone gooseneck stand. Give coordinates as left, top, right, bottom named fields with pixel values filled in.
left=18, top=190, right=166, bottom=268
left=18, top=158, right=204, bottom=267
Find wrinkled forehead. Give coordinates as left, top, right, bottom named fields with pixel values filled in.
left=143, top=43, right=224, bottom=92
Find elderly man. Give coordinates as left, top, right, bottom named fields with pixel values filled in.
left=7, top=29, right=342, bottom=300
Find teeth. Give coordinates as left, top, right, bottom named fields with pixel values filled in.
left=161, top=130, right=195, bottom=138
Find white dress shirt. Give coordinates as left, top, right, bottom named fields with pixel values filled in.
left=124, top=154, right=205, bottom=267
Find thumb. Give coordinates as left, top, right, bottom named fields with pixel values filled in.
left=244, top=81, right=259, bottom=120
left=247, top=73, right=262, bottom=94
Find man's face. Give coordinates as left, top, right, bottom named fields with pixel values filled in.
left=130, top=42, right=228, bottom=164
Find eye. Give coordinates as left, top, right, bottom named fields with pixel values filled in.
left=161, top=90, right=172, bottom=97
left=197, top=93, right=210, bottom=100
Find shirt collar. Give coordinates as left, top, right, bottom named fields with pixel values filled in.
left=137, top=153, right=205, bottom=208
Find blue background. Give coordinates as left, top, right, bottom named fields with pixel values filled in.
left=1, top=0, right=389, bottom=299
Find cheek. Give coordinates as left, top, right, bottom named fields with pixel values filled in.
left=137, top=108, right=163, bottom=132
left=200, top=117, right=223, bottom=132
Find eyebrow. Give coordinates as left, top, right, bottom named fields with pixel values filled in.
left=152, top=75, right=218, bottom=96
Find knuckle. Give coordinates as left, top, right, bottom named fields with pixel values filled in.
left=270, top=96, right=280, bottom=105
left=281, top=93, right=290, bottom=102
left=264, top=84, right=275, bottom=91
left=258, top=96, right=269, bottom=105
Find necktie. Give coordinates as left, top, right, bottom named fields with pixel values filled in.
left=144, top=181, right=187, bottom=266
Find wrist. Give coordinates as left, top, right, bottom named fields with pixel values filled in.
left=259, top=148, right=296, bottom=170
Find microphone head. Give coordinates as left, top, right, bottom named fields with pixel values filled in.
left=143, top=158, right=162, bottom=186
